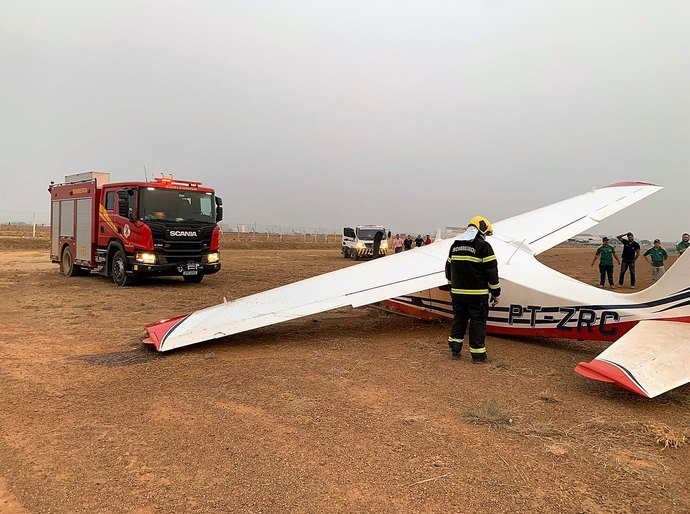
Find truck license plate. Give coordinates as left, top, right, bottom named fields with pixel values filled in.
left=183, top=264, right=198, bottom=275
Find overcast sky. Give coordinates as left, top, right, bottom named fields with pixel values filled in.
left=1, top=1, right=688, bottom=240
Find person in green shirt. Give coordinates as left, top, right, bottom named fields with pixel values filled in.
left=644, top=239, right=668, bottom=283
left=591, top=237, right=620, bottom=288
left=677, top=233, right=689, bottom=256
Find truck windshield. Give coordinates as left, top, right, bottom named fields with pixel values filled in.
left=139, top=188, right=215, bottom=223
left=357, top=228, right=385, bottom=239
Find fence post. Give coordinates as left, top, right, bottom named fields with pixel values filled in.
left=32, top=212, right=36, bottom=238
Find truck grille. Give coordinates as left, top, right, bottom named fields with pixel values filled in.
left=147, top=222, right=215, bottom=263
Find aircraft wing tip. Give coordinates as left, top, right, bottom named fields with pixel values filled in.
left=602, top=181, right=660, bottom=189
left=575, top=360, right=650, bottom=398
left=143, top=313, right=191, bottom=352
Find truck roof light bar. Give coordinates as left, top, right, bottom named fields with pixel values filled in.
left=154, top=177, right=203, bottom=187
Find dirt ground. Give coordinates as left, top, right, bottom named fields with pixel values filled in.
left=0, top=233, right=688, bottom=513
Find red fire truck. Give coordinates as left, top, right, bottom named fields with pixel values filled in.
left=49, top=172, right=223, bottom=285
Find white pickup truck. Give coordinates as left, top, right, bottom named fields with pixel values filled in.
left=342, top=225, right=390, bottom=260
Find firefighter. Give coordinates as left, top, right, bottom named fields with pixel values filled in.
left=444, top=216, right=501, bottom=363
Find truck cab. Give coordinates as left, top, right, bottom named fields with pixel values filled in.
left=342, top=225, right=389, bottom=260
left=50, top=173, right=223, bottom=286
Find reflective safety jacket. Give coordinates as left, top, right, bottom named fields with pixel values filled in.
left=445, top=234, right=501, bottom=300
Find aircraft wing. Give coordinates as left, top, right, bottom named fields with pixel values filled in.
left=144, top=181, right=663, bottom=353
left=493, top=182, right=661, bottom=255
left=575, top=320, right=690, bottom=398
left=145, top=242, right=452, bottom=352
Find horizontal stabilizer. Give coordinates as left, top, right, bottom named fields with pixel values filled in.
left=575, top=320, right=690, bottom=398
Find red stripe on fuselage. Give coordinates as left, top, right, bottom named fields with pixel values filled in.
left=380, top=300, right=450, bottom=321
left=485, top=322, right=638, bottom=342
left=380, top=299, right=637, bottom=341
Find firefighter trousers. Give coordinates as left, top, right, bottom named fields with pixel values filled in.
left=448, top=296, right=490, bottom=361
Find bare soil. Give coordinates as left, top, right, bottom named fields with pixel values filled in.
left=0, top=234, right=688, bottom=513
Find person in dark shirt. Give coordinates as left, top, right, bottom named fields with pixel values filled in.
left=403, top=235, right=413, bottom=251
left=372, top=230, right=384, bottom=259
left=414, top=235, right=424, bottom=247
left=616, top=232, right=641, bottom=288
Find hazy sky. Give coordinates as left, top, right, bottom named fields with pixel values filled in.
left=1, top=1, right=688, bottom=240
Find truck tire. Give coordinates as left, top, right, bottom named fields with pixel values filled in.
left=111, top=249, right=133, bottom=287
left=183, top=274, right=204, bottom=283
left=61, top=246, right=81, bottom=277
left=343, top=248, right=349, bottom=259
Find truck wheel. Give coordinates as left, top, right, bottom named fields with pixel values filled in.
left=61, top=246, right=81, bottom=277
left=183, top=274, right=204, bottom=283
left=343, top=248, right=349, bottom=259
left=111, top=249, right=132, bottom=287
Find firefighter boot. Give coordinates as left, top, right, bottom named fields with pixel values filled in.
left=449, top=339, right=462, bottom=360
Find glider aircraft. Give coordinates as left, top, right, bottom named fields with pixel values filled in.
left=143, top=182, right=690, bottom=398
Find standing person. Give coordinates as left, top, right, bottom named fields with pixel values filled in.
left=424, top=234, right=432, bottom=245
left=415, top=234, right=424, bottom=247
left=591, top=237, right=620, bottom=288
left=677, top=233, right=690, bottom=256
left=403, top=235, right=413, bottom=251
left=372, top=230, right=384, bottom=259
left=445, top=216, right=500, bottom=363
left=644, top=239, right=668, bottom=282
left=392, top=234, right=404, bottom=254
left=616, top=232, right=640, bottom=288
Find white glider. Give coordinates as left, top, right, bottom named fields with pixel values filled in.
left=144, top=181, right=690, bottom=398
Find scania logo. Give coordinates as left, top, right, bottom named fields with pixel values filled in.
left=169, top=230, right=198, bottom=237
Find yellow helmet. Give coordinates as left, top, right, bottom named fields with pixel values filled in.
left=468, top=216, right=493, bottom=236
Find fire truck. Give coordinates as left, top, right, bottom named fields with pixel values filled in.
left=49, top=172, right=223, bottom=286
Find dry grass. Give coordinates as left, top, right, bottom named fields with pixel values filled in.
left=463, top=400, right=513, bottom=429
left=544, top=443, right=569, bottom=456
left=643, top=422, right=687, bottom=450
left=539, top=391, right=561, bottom=403
left=491, top=359, right=510, bottom=370
left=400, top=414, right=428, bottom=424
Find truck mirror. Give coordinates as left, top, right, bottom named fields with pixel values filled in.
left=215, top=196, right=223, bottom=206
left=117, top=191, right=129, bottom=217
left=216, top=206, right=223, bottom=222
left=117, top=189, right=136, bottom=220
